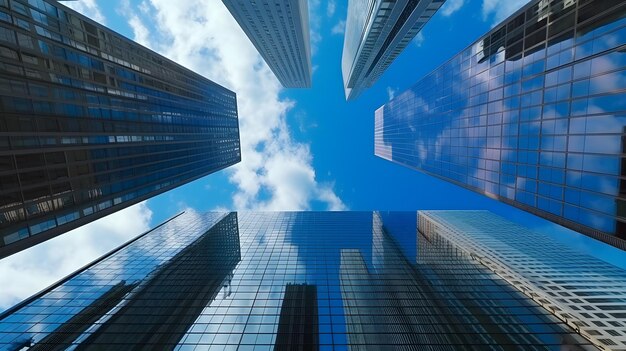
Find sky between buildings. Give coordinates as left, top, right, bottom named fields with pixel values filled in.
left=1, top=0, right=625, bottom=312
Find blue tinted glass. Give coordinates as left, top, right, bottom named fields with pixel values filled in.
left=1, top=211, right=622, bottom=349
left=376, top=0, right=626, bottom=240
left=0, top=0, right=241, bottom=255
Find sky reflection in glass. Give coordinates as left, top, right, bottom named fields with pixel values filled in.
left=0, top=211, right=606, bottom=350
left=375, top=0, right=626, bottom=248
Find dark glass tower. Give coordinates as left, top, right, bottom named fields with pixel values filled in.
left=74, top=212, right=241, bottom=349
left=274, top=284, right=319, bottom=351
left=2, top=210, right=619, bottom=350
left=0, top=0, right=241, bottom=257
left=375, top=0, right=626, bottom=249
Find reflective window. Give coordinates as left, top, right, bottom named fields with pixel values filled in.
left=0, top=0, right=241, bottom=254
left=376, top=0, right=626, bottom=242
left=2, top=211, right=622, bottom=350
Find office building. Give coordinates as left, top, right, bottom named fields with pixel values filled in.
left=222, top=0, right=312, bottom=88
left=342, top=0, right=446, bottom=100
left=0, top=0, right=241, bottom=257
left=0, top=211, right=608, bottom=349
left=274, top=283, right=319, bottom=350
left=375, top=0, right=626, bottom=248
left=419, top=210, right=626, bottom=351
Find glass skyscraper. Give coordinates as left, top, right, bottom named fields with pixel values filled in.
left=375, top=0, right=626, bottom=248
left=342, top=0, right=446, bottom=100
left=419, top=210, right=626, bottom=350
left=0, top=0, right=241, bottom=257
left=4, top=210, right=621, bottom=350
left=222, top=0, right=312, bottom=88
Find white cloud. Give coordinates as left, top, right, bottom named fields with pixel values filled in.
left=386, top=86, right=398, bottom=100
left=0, top=202, right=152, bottom=311
left=327, top=0, right=336, bottom=17
left=60, top=0, right=106, bottom=24
left=413, top=32, right=425, bottom=47
left=308, top=0, right=322, bottom=55
left=122, top=1, right=344, bottom=211
left=440, top=0, right=465, bottom=16
left=294, top=110, right=319, bottom=133
left=482, top=0, right=530, bottom=26
left=118, top=0, right=151, bottom=47
left=128, top=14, right=150, bottom=47
left=332, top=20, right=346, bottom=35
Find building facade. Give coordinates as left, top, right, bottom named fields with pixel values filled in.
left=419, top=210, right=626, bottom=351
left=375, top=0, right=626, bottom=248
left=0, top=0, right=241, bottom=257
left=222, top=0, right=312, bottom=88
left=0, top=210, right=607, bottom=350
left=342, top=0, right=446, bottom=100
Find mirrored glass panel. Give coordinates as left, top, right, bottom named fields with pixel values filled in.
left=2, top=211, right=624, bottom=350
left=376, top=0, right=626, bottom=247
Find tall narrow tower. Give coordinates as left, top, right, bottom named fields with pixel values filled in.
left=222, top=0, right=312, bottom=88
left=342, top=0, right=446, bottom=100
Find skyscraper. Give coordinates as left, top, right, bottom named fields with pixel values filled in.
left=74, top=212, right=241, bottom=348
left=222, top=0, right=312, bottom=88
left=1, top=210, right=610, bottom=350
left=341, top=211, right=592, bottom=348
left=419, top=210, right=626, bottom=351
left=342, top=0, right=446, bottom=100
left=0, top=0, right=241, bottom=258
left=375, top=0, right=626, bottom=248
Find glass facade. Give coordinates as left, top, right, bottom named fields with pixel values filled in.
left=375, top=0, right=626, bottom=248
left=1, top=210, right=610, bottom=350
left=342, top=0, right=446, bottom=100
left=420, top=210, right=626, bottom=351
left=0, top=0, right=241, bottom=257
left=222, top=0, right=312, bottom=88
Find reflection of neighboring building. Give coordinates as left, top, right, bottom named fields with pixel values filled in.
left=375, top=0, right=626, bottom=248
left=477, top=0, right=577, bottom=63
left=339, top=212, right=590, bottom=349
left=341, top=0, right=446, bottom=100
left=75, top=213, right=241, bottom=349
left=222, top=0, right=312, bottom=88
left=1, top=211, right=616, bottom=350
left=0, top=0, right=241, bottom=258
left=274, top=283, right=319, bottom=351
left=615, top=126, right=626, bottom=236
left=1, top=212, right=240, bottom=350
left=419, top=210, right=626, bottom=351
left=26, top=281, right=137, bottom=351
left=477, top=0, right=621, bottom=64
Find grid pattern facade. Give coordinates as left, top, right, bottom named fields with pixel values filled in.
left=0, top=0, right=241, bottom=257
left=342, top=0, right=445, bottom=100
left=375, top=0, right=626, bottom=248
left=0, top=211, right=596, bottom=350
left=418, top=210, right=626, bottom=351
left=222, top=0, right=312, bottom=88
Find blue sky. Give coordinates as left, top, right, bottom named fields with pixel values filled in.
left=0, top=0, right=625, bottom=311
